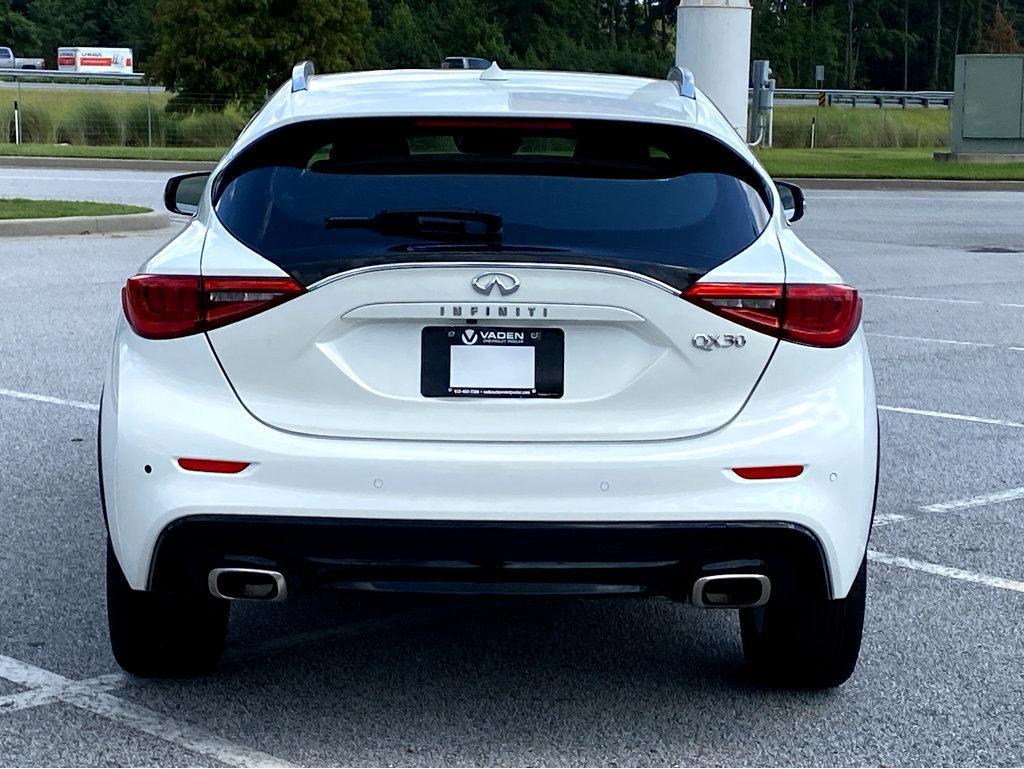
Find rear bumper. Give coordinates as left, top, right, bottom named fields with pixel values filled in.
left=150, top=516, right=831, bottom=601
left=101, top=322, right=877, bottom=599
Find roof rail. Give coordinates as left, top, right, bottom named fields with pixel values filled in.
left=666, top=66, right=696, bottom=99
left=292, top=61, right=315, bottom=93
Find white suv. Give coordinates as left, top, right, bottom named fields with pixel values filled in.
left=100, top=62, right=877, bottom=687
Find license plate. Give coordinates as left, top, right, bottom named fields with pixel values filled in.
left=420, top=326, right=564, bottom=398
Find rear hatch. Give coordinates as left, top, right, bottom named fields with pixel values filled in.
left=205, top=117, right=781, bottom=442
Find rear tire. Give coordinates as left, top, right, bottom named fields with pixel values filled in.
left=106, top=539, right=229, bottom=676
left=740, top=556, right=866, bottom=689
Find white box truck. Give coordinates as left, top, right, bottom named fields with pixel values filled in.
left=57, top=47, right=133, bottom=74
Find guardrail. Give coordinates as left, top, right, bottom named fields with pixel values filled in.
left=0, top=68, right=147, bottom=83
left=766, top=88, right=954, bottom=108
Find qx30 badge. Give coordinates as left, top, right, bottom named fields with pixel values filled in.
left=692, top=333, right=747, bottom=351
left=472, top=272, right=520, bottom=296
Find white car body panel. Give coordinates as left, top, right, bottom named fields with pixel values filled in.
left=200, top=218, right=289, bottom=277
left=776, top=226, right=844, bottom=283
left=141, top=221, right=206, bottom=275
left=105, top=66, right=877, bottom=608
left=205, top=237, right=781, bottom=442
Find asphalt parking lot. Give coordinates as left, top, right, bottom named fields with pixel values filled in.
left=1, top=169, right=1023, bottom=766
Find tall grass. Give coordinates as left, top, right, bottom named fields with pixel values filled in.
left=771, top=106, right=950, bottom=149
left=0, top=88, right=953, bottom=150
left=0, top=88, right=250, bottom=148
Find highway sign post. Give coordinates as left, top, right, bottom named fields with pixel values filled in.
left=812, top=65, right=825, bottom=148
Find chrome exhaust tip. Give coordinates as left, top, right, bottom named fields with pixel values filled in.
left=208, top=568, right=287, bottom=601
left=691, top=574, right=770, bottom=608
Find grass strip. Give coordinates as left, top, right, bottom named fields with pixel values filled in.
left=0, top=143, right=224, bottom=161
left=0, top=198, right=150, bottom=219
left=757, top=148, right=1024, bottom=180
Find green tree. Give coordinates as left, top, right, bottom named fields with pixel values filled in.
left=421, top=0, right=512, bottom=64
left=99, top=0, right=158, bottom=66
left=0, top=1, right=39, bottom=54
left=152, top=0, right=370, bottom=109
left=23, top=0, right=100, bottom=56
left=369, top=1, right=439, bottom=67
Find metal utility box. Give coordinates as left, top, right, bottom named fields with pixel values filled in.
left=949, top=54, right=1024, bottom=159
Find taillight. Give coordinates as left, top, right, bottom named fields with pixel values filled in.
left=781, top=284, right=864, bottom=347
left=682, top=283, right=862, bottom=348
left=122, top=275, right=304, bottom=339
left=203, top=277, right=305, bottom=327
left=121, top=275, right=203, bottom=339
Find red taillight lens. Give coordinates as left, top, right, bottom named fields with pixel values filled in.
left=122, top=275, right=304, bottom=339
left=122, top=275, right=203, bottom=339
left=203, top=277, right=306, bottom=328
left=782, top=284, right=863, bottom=348
left=682, top=283, right=862, bottom=348
left=682, top=283, right=783, bottom=333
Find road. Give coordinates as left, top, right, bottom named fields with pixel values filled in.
left=0, top=168, right=173, bottom=209
left=0, top=170, right=1023, bottom=766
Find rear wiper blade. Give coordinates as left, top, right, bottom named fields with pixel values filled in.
left=325, top=209, right=502, bottom=240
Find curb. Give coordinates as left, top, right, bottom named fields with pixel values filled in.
left=781, top=177, right=1024, bottom=192
left=0, top=155, right=218, bottom=172
left=0, top=211, right=171, bottom=237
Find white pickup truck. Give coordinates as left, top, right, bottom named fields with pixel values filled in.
left=0, top=47, right=45, bottom=69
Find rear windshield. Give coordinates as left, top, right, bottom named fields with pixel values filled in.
left=214, top=118, right=771, bottom=288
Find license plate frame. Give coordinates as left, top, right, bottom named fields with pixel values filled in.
left=420, top=326, right=564, bottom=398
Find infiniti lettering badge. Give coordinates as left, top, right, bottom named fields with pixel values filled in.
left=472, top=272, right=520, bottom=296
left=692, top=333, right=747, bottom=351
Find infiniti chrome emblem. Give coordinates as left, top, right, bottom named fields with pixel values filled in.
left=472, top=272, right=520, bottom=296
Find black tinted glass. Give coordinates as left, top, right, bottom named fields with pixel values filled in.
left=214, top=118, right=771, bottom=288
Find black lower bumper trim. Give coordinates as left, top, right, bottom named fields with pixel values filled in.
left=149, top=516, right=832, bottom=601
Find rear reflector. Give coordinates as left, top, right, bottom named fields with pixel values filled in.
left=177, top=458, right=250, bottom=474
left=682, top=283, right=862, bottom=348
left=123, top=275, right=304, bottom=339
left=733, top=465, right=805, bottom=480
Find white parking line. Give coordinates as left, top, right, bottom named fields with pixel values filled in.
left=873, top=513, right=911, bottom=527
left=867, top=332, right=1024, bottom=352
left=878, top=405, right=1024, bottom=429
left=868, top=550, right=1024, bottom=594
left=0, top=673, right=126, bottom=714
left=0, top=655, right=293, bottom=767
left=60, top=688, right=295, bottom=768
left=863, top=293, right=1024, bottom=309
left=920, top=486, right=1024, bottom=514
left=0, top=388, right=98, bottom=411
